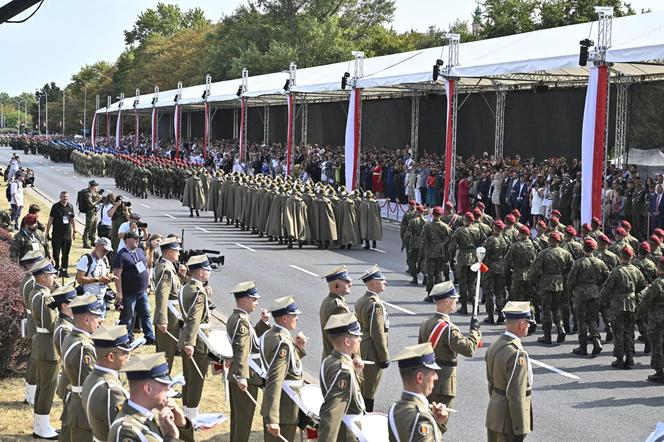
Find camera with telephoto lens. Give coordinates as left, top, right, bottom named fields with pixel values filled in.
left=137, top=222, right=148, bottom=229
left=179, top=248, right=225, bottom=270
left=115, top=195, right=132, bottom=207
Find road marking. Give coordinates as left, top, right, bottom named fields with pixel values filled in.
left=384, top=301, right=416, bottom=315
left=530, top=358, right=580, bottom=380
left=235, top=242, right=256, bottom=252
left=80, top=179, right=87, bottom=183
left=372, top=248, right=387, bottom=253
left=289, top=265, right=319, bottom=277
left=195, top=226, right=210, bottom=234
left=140, top=203, right=151, bottom=208
left=164, top=213, right=176, bottom=219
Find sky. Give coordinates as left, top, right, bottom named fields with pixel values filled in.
left=0, top=0, right=660, bottom=96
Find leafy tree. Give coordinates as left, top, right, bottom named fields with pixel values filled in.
left=480, top=0, right=538, bottom=39
left=539, top=0, right=635, bottom=29
left=123, top=2, right=208, bottom=46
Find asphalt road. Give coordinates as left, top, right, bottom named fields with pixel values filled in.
left=4, top=146, right=663, bottom=441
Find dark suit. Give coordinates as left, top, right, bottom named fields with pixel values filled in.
left=649, top=192, right=664, bottom=230
left=511, top=181, right=529, bottom=221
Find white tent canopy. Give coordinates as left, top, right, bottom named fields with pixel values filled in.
left=97, top=9, right=664, bottom=114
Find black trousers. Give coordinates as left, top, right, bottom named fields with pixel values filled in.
left=51, top=232, right=72, bottom=270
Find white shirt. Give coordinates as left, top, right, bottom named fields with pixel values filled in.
left=127, top=399, right=154, bottom=420
left=116, top=221, right=137, bottom=252
left=403, top=390, right=430, bottom=408
left=94, top=364, right=119, bottom=378
left=76, top=252, right=109, bottom=296
left=10, top=181, right=23, bottom=206
left=100, top=203, right=113, bottom=226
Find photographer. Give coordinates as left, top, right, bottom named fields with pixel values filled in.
left=82, top=180, right=104, bottom=248
left=116, top=212, right=149, bottom=253
left=108, top=194, right=130, bottom=252
left=97, top=192, right=116, bottom=241
left=75, top=237, right=116, bottom=315
left=45, top=191, right=76, bottom=277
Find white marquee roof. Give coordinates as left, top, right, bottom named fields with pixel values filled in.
left=98, top=10, right=664, bottom=114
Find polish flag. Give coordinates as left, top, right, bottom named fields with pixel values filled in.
left=344, top=88, right=361, bottom=190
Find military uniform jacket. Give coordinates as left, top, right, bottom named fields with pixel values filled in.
left=400, top=210, right=416, bottom=242
left=562, top=239, right=584, bottom=261
left=420, top=220, right=451, bottom=260
left=320, top=294, right=351, bottom=359
left=441, top=213, right=462, bottom=231
left=418, top=312, right=480, bottom=397
left=318, top=350, right=365, bottom=441
left=227, top=308, right=270, bottom=386
left=10, top=228, right=50, bottom=262
left=633, top=257, right=658, bottom=284
left=108, top=400, right=195, bottom=442
left=483, top=234, right=509, bottom=274
left=501, top=226, right=519, bottom=244
left=30, top=284, right=59, bottom=361
left=473, top=221, right=492, bottom=243
left=54, top=315, right=74, bottom=399
left=355, top=291, right=390, bottom=365
left=82, top=365, right=129, bottom=442
left=448, top=225, right=480, bottom=266
left=154, top=259, right=182, bottom=327
left=594, top=249, right=619, bottom=270
left=637, top=276, right=664, bottom=321
left=388, top=392, right=443, bottom=442
left=177, top=279, right=209, bottom=354
left=21, top=272, right=36, bottom=339
left=485, top=333, right=533, bottom=436
left=529, top=246, right=573, bottom=292
left=259, top=325, right=306, bottom=425
left=405, top=216, right=426, bottom=254
left=600, top=263, right=647, bottom=313
left=566, top=256, right=609, bottom=301
left=505, top=239, right=538, bottom=282
left=62, top=328, right=96, bottom=429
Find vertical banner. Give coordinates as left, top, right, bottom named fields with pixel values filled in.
left=174, top=104, right=180, bottom=159
left=105, top=112, right=110, bottom=146
left=344, top=88, right=362, bottom=190
left=443, top=79, right=455, bottom=205
left=151, top=107, right=157, bottom=151
left=91, top=113, right=97, bottom=148
left=239, top=97, right=246, bottom=163
left=115, top=111, right=122, bottom=148
left=134, top=110, right=139, bottom=149
left=286, top=94, right=294, bottom=176
left=203, top=101, right=209, bottom=160
left=581, top=66, right=609, bottom=224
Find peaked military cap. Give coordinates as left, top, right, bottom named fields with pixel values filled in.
left=502, top=301, right=534, bottom=322
left=69, top=293, right=104, bottom=316
left=159, top=237, right=182, bottom=251
left=324, top=312, right=362, bottom=336
left=322, top=265, right=352, bottom=283
left=186, top=254, right=211, bottom=270
left=92, top=324, right=134, bottom=351
left=361, top=265, right=385, bottom=283
left=393, top=343, right=441, bottom=370
left=268, top=296, right=301, bottom=317
left=231, top=281, right=259, bottom=299
left=20, top=249, right=43, bottom=264
left=428, top=281, right=458, bottom=302
left=29, top=258, right=58, bottom=276
left=47, top=282, right=76, bottom=309
left=122, top=353, right=172, bottom=383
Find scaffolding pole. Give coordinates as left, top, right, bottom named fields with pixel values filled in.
left=300, top=96, right=308, bottom=146
left=232, top=108, right=239, bottom=139
left=410, top=95, right=420, bottom=159
left=494, top=87, right=506, bottom=159
left=614, top=78, right=629, bottom=166
left=263, top=105, right=270, bottom=145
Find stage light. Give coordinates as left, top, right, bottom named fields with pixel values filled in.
left=236, top=86, right=243, bottom=97
left=432, top=59, right=445, bottom=81
left=201, top=91, right=207, bottom=99
left=579, top=39, right=593, bottom=67
left=341, top=72, right=351, bottom=90
left=283, top=80, right=291, bottom=91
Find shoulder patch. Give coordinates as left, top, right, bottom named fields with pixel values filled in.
left=337, top=378, right=348, bottom=389
left=83, top=354, right=93, bottom=365
left=239, top=325, right=248, bottom=335
left=278, top=347, right=288, bottom=358
left=517, top=357, right=525, bottom=366
left=374, top=304, right=383, bottom=317
left=418, top=423, right=431, bottom=436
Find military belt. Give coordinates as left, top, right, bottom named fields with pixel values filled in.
left=70, top=386, right=83, bottom=394
left=492, top=387, right=531, bottom=397
left=35, top=327, right=50, bottom=334
left=435, top=359, right=457, bottom=367
left=26, top=309, right=32, bottom=315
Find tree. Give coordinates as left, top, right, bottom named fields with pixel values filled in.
left=480, top=0, right=538, bottom=39
left=539, top=0, right=635, bottom=29
left=123, top=3, right=209, bottom=46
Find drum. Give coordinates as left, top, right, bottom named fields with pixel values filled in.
left=343, top=412, right=389, bottom=442
left=282, top=381, right=324, bottom=423
left=198, top=328, right=233, bottom=362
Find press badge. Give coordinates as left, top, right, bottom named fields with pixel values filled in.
left=62, top=217, right=69, bottom=224
left=135, top=261, right=147, bottom=274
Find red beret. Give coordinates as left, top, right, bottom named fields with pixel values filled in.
left=537, top=220, right=547, bottom=229
left=472, top=208, right=482, bottom=216
left=505, top=214, right=516, bottom=224
left=583, top=238, right=597, bottom=251
left=549, top=231, right=562, bottom=242
left=549, top=215, right=559, bottom=224
left=23, top=214, right=38, bottom=225
left=639, top=241, right=652, bottom=253
left=620, top=220, right=631, bottom=230
left=591, top=216, right=601, bottom=226
left=445, top=201, right=454, bottom=209
left=465, top=212, right=475, bottom=221
left=432, top=206, right=443, bottom=216
left=476, top=202, right=485, bottom=210
left=565, top=226, right=577, bottom=236
left=519, top=225, right=531, bottom=235
left=659, top=256, right=664, bottom=267
left=650, top=235, right=662, bottom=246
left=494, top=220, right=505, bottom=230
left=416, top=205, right=425, bottom=213
left=408, top=200, right=416, bottom=206
left=622, top=245, right=635, bottom=258
left=511, top=209, right=521, bottom=217
left=582, top=223, right=592, bottom=232
left=599, top=234, right=611, bottom=244
left=614, top=227, right=627, bottom=237
left=551, top=209, right=561, bottom=217
left=655, top=228, right=664, bottom=237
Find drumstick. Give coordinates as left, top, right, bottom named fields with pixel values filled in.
left=361, top=360, right=375, bottom=365
left=190, top=357, right=205, bottom=380
left=163, top=330, right=179, bottom=342
left=244, top=389, right=258, bottom=406
left=277, top=434, right=289, bottom=442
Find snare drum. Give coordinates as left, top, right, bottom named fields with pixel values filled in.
left=343, top=412, right=389, bottom=442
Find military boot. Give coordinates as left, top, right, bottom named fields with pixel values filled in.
left=363, top=240, right=370, bottom=250
left=457, top=303, right=468, bottom=315
left=605, top=330, right=613, bottom=342
left=422, top=275, right=428, bottom=287
left=372, top=240, right=377, bottom=249
left=624, top=355, right=635, bottom=368
left=483, top=314, right=495, bottom=325
left=556, top=329, right=567, bottom=343
left=611, top=356, right=624, bottom=369
left=496, top=311, right=505, bottom=324
left=410, top=276, right=419, bottom=285
left=572, top=345, right=587, bottom=355
left=647, top=369, right=664, bottom=383
left=538, top=335, right=552, bottom=345
left=591, top=338, right=603, bottom=356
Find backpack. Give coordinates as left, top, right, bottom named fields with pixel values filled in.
left=75, top=253, right=109, bottom=296
left=77, top=188, right=89, bottom=213
left=5, top=183, right=11, bottom=202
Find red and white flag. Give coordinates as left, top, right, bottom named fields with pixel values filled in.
left=581, top=66, right=609, bottom=224
left=203, top=101, right=209, bottom=160
left=91, top=113, right=97, bottom=148
left=344, top=88, right=361, bottom=190
left=174, top=104, right=180, bottom=159
left=151, top=107, right=157, bottom=151
left=134, top=110, right=139, bottom=149
left=238, top=97, right=246, bottom=163
left=115, top=111, right=122, bottom=148
left=286, top=94, right=294, bottom=176
left=443, top=79, right=456, bottom=205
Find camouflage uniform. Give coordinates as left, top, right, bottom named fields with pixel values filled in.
left=482, top=232, right=509, bottom=323
left=420, top=218, right=452, bottom=293
left=448, top=223, right=481, bottom=311
left=405, top=214, right=427, bottom=284
left=637, top=275, right=664, bottom=380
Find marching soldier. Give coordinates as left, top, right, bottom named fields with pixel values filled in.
left=638, top=257, right=664, bottom=383
left=600, top=246, right=647, bottom=369
left=401, top=200, right=418, bottom=273
left=505, top=226, right=540, bottom=322
left=320, top=266, right=353, bottom=360
left=178, top=254, right=213, bottom=419
left=594, top=234, right=619, bottom=342
left=406, top=205, right=427, bottom=285
left=418, top=281, right=481, bottom=434
left=441, top=201, right=462, bottom=231
left=227, top=281, right=271, bottom=441
left=355, top=265, right=390, bottom=412
left=501, top=214, right=519, bottom=244
left=107, top=353, right=195, bottom=442
left=154, top=237, right=186, bottom=371
left=29, top=259, right=60, bottom=440
left=388, top=343, right=448, bottom=442
left=19, top=250, right=44, bottom=406
left=529, top=231, right=573, bottom=345
left=60, top=293, right=104, bottom=441
left=318, top=313, right=366, bottom=441
left=448, top=212, right=481, bottom=314
left=260, top=296, right=308, bottom=442
left=421, top=206, right=452, bottom=293
left=567, top=238, right=609, bottom=357
left=472, top=207, right=492, bottom=243
left=482, top=220, right=509, bottom=324
left=485, top=301, right=534, bottom=441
